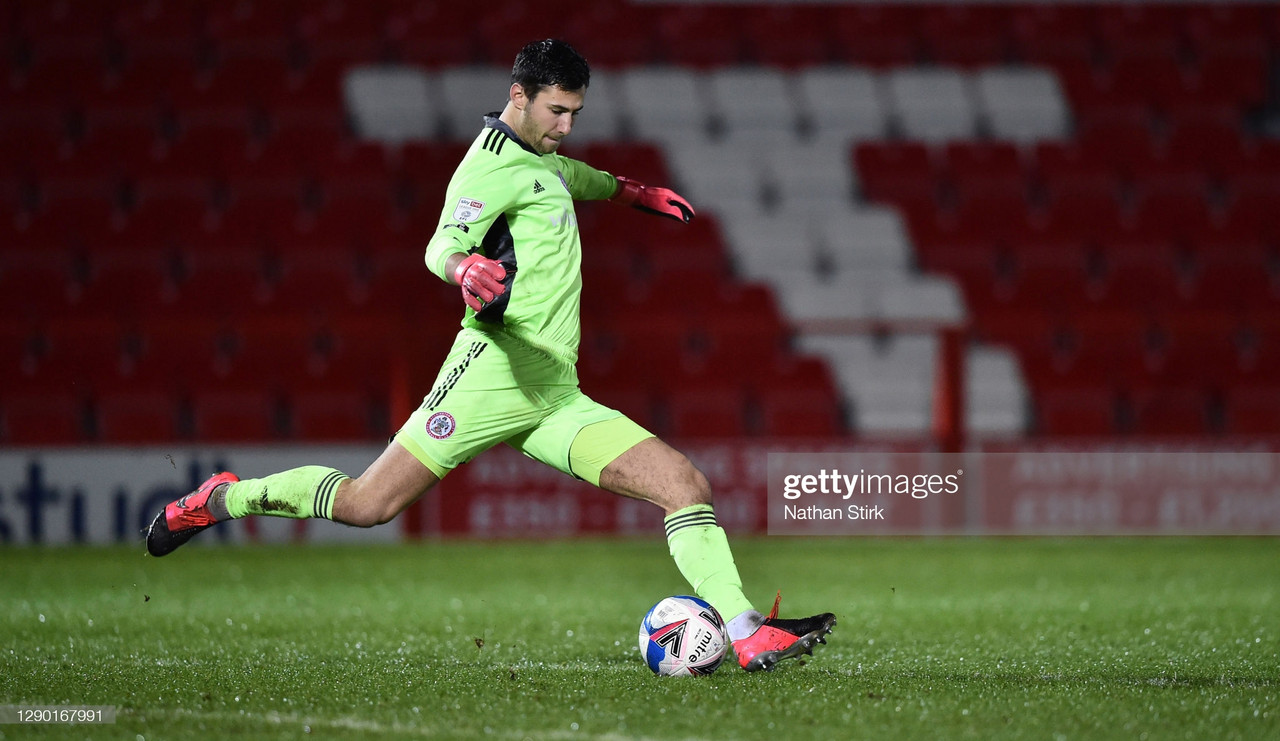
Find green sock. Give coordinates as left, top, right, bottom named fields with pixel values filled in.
left=224, top=466, right=348, bottom=520
left=664, top=504, right=755, bottom=621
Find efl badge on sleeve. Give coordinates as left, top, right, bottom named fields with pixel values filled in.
left=453, top=198, right=486, bottom=223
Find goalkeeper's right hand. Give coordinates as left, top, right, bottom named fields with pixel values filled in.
left=452, top=253, right=507, bottom=312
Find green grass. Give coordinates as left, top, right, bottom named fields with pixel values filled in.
left=1, top=538, right=1277, bottom=740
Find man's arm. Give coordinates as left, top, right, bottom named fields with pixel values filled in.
left=557, top=155, right=696, bottom=224
left=424, top=156, right=517, bottom=309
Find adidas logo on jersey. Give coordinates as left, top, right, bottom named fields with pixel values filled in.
left=533, top=180, right=545, bottom=194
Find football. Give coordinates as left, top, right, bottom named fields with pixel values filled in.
left=637, top=595, right=729, bottom=676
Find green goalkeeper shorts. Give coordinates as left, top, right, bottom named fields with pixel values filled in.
left=395, top=327, right=653, bottom=485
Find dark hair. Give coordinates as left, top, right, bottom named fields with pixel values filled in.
left=511, top=39, right=590, bottom=100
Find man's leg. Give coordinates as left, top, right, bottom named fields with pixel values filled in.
left=597, top=437, right=756, bottom=620
left=597, top=435, right=836, bottom=671
left=146, top=441, right=439, bottom=556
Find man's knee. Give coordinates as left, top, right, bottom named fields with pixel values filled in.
left=677, top=458, right=713, bottom=508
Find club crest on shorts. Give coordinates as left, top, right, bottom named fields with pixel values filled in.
left=427, top=412, right=457, bottom=440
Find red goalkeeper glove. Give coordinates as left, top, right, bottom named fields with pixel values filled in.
left=453, top=253, right=507, bottom=312
left=610, top=176, right=695, bottom=223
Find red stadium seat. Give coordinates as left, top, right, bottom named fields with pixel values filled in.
left=1008, top=4, right=1096, bottom=66
left=1132, top=389, right=1210, bottom=436
left=666, top=387, right=749, bottom=438
left=190, top=385, right=282, bottom=442
left=830, top=5, right=922, bottom=67
left=1037, top=389, right=1117, bottom=437
left=205, top=2, right=299, bottom=52
left=291, top=389, right=376, bottom=441
left=758, top=388, right=844, bottom=438
left=113, top=1, right=202, bottom=51
left=944, top=141, right=1027, bottom=198
left=741, top=5, right=830, bottom=67
left=1225, top=387, right=1280, bottom=435
left=855, top=141, right=939, bottom=204
left=1033, top=141, right=1119, bottom=197
left=1094, top=3, right=1184, bottom=59
left=1095, top=243, right=1191, bottom=314
left=1192, top=255, right=1277, bottom=316
left=313, top=317, right=400, bottom=397
left=1127, top=188, right=1214, bottom=243
left=267, top=249, right=364, bottom=319
left=559, top=4, right=657, bottom=68
left=167, top=247, right=272, bottom=321
left=1043, top=187, right=1124, bottom=244
left=920, top=4, right=1012, bottom=67
left=1153, top=320, right=1244, bottom=388
left=95, top=389, right=180, bottom=444
left=390, top=2, right=481, bottom=65
left=1, top=390, right=86, bottom=444
left=293, top=1, right=384, bottom=61
left=954, top=190, right=1037, bottom=245
left=1193, top=49, right=1269, bottom=111
left=129, top=319, right=228, bottom=393
left=1040, top=315, right=1155, bottom=391
left=0, top=249, right=77, bottom=322
left=75, top=248, right=176, bottom=321
left=1184, top=4, right=1269, bottom=59
left=655, top=6, right=744, bottom=67
left=219, top=317, right=322, bottom=392
left=1077, top=113, right=1159, bottom=180
left=1163, top=112, right=1249, bottom=182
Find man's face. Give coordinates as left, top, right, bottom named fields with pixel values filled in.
left=512, top=84, right=585, bottom=154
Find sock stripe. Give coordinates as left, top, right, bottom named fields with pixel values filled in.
left=664, top=511, right=718, bottom=538
left=313, top=471, right=346, bottom=520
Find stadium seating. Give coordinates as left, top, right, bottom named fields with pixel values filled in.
left=4, top=1, right=1278, bottom=445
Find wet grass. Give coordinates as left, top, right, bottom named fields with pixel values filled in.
left=1, top=538, right=1277, bottom=740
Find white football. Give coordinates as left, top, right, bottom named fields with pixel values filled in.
left=638, top=595, right=729, bottom=676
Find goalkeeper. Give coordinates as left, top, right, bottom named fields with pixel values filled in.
left=147, top=39, right=834, bottom=672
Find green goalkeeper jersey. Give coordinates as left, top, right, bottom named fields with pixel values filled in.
left=423, top=115, right=619, bottom=364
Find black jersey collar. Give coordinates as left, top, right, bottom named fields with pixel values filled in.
left=483, top=113, right=541, bottom=156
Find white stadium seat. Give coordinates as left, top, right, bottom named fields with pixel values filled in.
left=765, top=135, right=860, bottom=215
left=705, top=67, right=800, bottom=138
left=884, top=68, right=977, bottom=142
left=799, top=334, right=937, bottom=435
left=438, top=66, right=513, bottom=139
left=796, top=66, right=889, bottom=143
left=666, top=141, right=771, bottom=214
left=973, top=66, right=1071, bottom=142
left=567, top=69, right=624, bottom=142
left=966, top=345, right=1030, bottom=435
left=816, top=206, right=912, bottom=274
left=720, top=216, right=821, bottom=279
left=343, top=65, right=437, bottom=142
left=620, top=67, right=710, bottom=144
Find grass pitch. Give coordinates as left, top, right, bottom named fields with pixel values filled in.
left=1, top=537, right=1277, bottom=740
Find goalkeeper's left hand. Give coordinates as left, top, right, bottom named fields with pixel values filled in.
left=610, top=176, right=695, bottom=224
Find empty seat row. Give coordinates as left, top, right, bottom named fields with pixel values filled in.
left=0, top=377, right=846, bottom=446
left=932, top=247, right=1278, bottom=319
left=1035, top=386, right=1277, bottom=437
left=857, top=133, right=1280, bottom=207
left=342, top=64, right=1071, bottom=146
left=797, top=334, right=1025, bottom=437
left=9, top=2, right=1275, bottom=71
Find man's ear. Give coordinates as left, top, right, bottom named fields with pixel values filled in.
left=509, top=82, right=527, bottom=111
